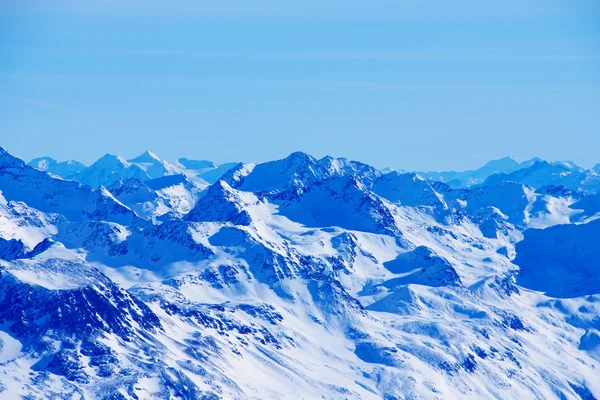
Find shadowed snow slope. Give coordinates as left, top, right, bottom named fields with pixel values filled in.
left=515, top=219, right=600, bottom=298
left=372, top=172, right=448, bottom=208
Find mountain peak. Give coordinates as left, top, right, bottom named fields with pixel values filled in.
left=185, top=179, right=253, bottom=225
left=481, top=156, right=519, bottom=170
left=28, top=157, right=58, bottom=171
left=283, top=151, right=317, bottom=167
left=128, top=150, right=161, bottom=164
left=94, top=153, right=128, bottom=167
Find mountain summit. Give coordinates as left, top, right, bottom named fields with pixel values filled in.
left=2, top=147, right=599, bottom=399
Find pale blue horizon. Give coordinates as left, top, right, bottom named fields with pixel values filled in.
left=1, top=0, right=599, bottom=171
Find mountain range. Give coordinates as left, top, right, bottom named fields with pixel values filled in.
left=1, top=146, right=599, bottom=399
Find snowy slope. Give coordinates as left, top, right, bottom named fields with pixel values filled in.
left=0, top=147, right=139, bottom=225
left=372, top=172, right=448, bottom=208
left=1, top=148, right=600, bottom=400
left=108, top=174, right=205, bottom=222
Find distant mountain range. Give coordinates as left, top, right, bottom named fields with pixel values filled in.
left=1, top=146, right=599, bottom=399
left=29, top=150, right=238, bottom=188
left=27, top=151, right=600, bottom=195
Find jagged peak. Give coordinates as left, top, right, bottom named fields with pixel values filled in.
left=317, top=155, right=369, bottom=171
left=203, top=179, right=253, bottom=204
left=481, top=156, right=519, bottom=169
left=185, top=179, right=255, bottom=225
left=381, top=170, right=426, bottom=182
left=28, top=156, right=58, bottom=171
left=262, top=151, right=315, bottom=172
left=520, top=156, right=542, bottom=166
left=210, top=179, right=235, bottom=192
left=92, top=153, right=129, bottom=168
left=285, top=151, right=315, bottom=162
left=128, top=150, right=162, bottom=164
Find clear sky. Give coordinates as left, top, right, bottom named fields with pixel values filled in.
left=1, top=0, right=599, bottom=171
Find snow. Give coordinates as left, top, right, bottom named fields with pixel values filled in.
left=0, top=331, right=22, bottom=364
left=2, top=147, right=600, bottom=399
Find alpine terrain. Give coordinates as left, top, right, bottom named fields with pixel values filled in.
left=0, top=147, right=599, bottom=399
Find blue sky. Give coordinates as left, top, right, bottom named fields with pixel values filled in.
left=1, top=0, right=599, bottom=171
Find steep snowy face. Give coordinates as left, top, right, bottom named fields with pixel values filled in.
left=108, top=174, right=204, bottom=222
left=127, top=150, right=179, bottom=180
left=185, top=180, right=254, bottom=225
left=0, top=193, right=59, bottom=249
left=0, top=242, right=165, bottom=395
left=317, top=156, right=382, bottom=187
left=222, top=151, right=320, bottom=193
left=107, top=178, right=157, bottom=204
left=372, top=171, right=448, bottom=208
left=2, top=146, right=600, bottom=399
left=274, top=175, right=401, bottom=236
left=222, top=151, right=381, bottom=194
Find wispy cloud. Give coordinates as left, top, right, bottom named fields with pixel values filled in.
left=12, top=47, right=600, bottom=62
left=3, top=96, right=106, bottom=118
left=28, top=99, right=102, bottom=117
left=129, top=50, right=600, bottom=62
left=3, top=74, right=599, bottom=93
left=1, top=0, right=592, bottom=19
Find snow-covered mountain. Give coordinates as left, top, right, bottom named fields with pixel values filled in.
left=28, top=156, right=87, bottom=179
left=27, top=151, right=235, bottom=189
left=1, top=148, right=139, bottom=225
left=2, top=146, right=600, bottom=399
left=175, top=158, right=239, bottom=184
left=419, top=157, right=540, bottom=188
left=107, top=174, right=204, bottom=222
left=372, top=172, right=449, bottom=208
left=222, top=151, right=381, bottom=193
left=483, top=160, right=600, bottom=194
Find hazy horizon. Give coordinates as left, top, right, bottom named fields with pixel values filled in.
left=2, top=0, right=599, bottom=171
left=5, top=145, right=597, bottom=173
